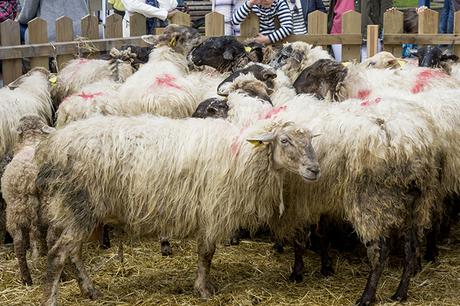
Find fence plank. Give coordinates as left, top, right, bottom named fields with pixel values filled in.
left=171, top=12, right=191, bottom=26
left=56, top=16, right=74, bottom=69
left=105, top=13, right=123, bottom=38
left=130, top=13, right=146, bottom=36
left=28, top=18, right=49, bottom=69
left=418, top=9, right=438, bottom=35
left=240, top=13, right=259, bottom=38
left=454, top=12, right=460, bottom=57
left=308, top=11, right=327, bottom=49
left=205, top=12, right=224, bottom=37
left=81, top=15, right=99, bottom=39
left=383, top=9, right=403, bottom=56
left=342, top=11, right=361, bottom=61
left=367, top=25, right=379, bottom=57
left=88, top=0, right=102, bottom=14
left=1, top=20, right=22, bottom=85
left=384, top=34, right=460, bottom=44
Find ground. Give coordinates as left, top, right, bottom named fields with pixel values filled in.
left=0, top=224, right=459, bottom=306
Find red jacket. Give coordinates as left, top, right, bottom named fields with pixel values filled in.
left=0, top=0, right=20, bottom=22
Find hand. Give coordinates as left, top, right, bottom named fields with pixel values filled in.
left=167, top=9, right=178, bottom=18
left=254, top=33, right=270, bottom=45
left=416, top=6, right=428, bottom=14
left=385, top=7, right=396, bottom=13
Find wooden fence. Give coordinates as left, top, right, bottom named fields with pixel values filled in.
left=0, top=9, right=459, bottom=85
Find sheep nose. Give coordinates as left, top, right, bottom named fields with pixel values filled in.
left=307, top=164, right=320, bottom=175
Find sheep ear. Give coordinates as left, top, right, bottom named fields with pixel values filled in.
left=262, top=69, right=277, bottom=80
left=217, top=81, right=232, bottom=96
left=8, top=74, right=27, bottom=90
left=142, top=35, right=159, bottom=45
left=223, top=49, right=234, bottom=60
left=246, top=132, right=276, bottom=147
left=41, top=126, right=55, bottom=134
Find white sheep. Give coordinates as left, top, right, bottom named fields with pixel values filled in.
left=35, top=114, right=319, bottom=304
left=55, top=80, right=122, bottom=128
left=1, top=115, right=55, bottom=285
left=266, top=95, right=440, bottom=304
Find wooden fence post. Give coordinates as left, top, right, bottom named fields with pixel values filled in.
left=342, top=11, right=361, bottom=62
left=105, top=13, right=123, bottom=39
left=1, top=20, right=22, bottom=84
left=240, top=13, right=259, bottom=38
left=205, top=12, right=224, bottom=37
left=130, top=13, right=146, bottom=36
left=56, top=16, right=74, bottom=70
left=383, top=9, right=403, bottom=56
left=418, top=8, right=438, bottom=35
left=367, top=25, right=379, bottom=57
left=170, top=12, right=191, bottom=26
left=81, top=14, right=100, bottom=39
left=308, top=11, right=327, bottom=48
left=28, top=18, right=49, bottom=69
left=454, top=11, right=460, bottom=57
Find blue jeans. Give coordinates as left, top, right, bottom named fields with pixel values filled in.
left=439, top=0, right=454, bottom=33
left=418, top=0, right=430, bottom=7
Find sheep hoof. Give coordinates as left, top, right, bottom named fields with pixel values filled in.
left=160, top=244, right=173, bottom=256
left=391, top=292, right=408, bottom=302
left=272, top=242, right=284, bottom=253
left=320, top=265, right=334, bottom=277
left=354, top=297, right=373, bottom=306
left=195, top=280, right=216, bottom=298
left=229, top=237, right=240, bottom=245
left=288, top=271, right=303, bottom=283
left=22, top=276, right=33, bottom=286
left=85, top=287, right=102, bottom=300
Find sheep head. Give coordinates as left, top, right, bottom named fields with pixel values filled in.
left=247, top=122, right=320, bottom=182
left=8, top=67, right=50, bottom=90
left=412, top=45, right=459, bottom=70
left=192, top=97, right=229, bottom=119
left=16, top=115, right=55, bottom=141
left=362, top=51, right=401, bottom=69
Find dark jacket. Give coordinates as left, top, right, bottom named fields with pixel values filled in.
left=328, top=0, right=393, bottom=38
left=300, top=0, right=327, bottom=30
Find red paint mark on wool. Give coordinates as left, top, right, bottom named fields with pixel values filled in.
left=259, top=105, right=287, bottom=120
left=77, top=58, right=90, bottom=65
left=360, top=97, right=381, bottom=107
left=411, top=69, right=445, bottom=94
left=153, top=73, right=182, bottom=90
left=357, top=89, right=371, bottom=100
left=77, top=92, right=103, bottom=100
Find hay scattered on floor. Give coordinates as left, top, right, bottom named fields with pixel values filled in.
left=1, top=224, right=459, bottom=306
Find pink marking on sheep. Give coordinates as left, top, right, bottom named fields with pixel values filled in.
left=259, top=105, right=287, bottom=120
left=77, top=92, right=103, bottom=100
left=411, top=69, right=445, bottom=94
left=360, top=97, right=381, bottom=107
left=356, top=89, right=371, bottom=100
left=154, top=74, right=182, bottom=90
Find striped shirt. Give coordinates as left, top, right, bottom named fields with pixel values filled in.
left=214, top=0, right=244, bottom=35
left=287, top=0, right=306, bottom=35
left=232, top=0, right=293, bottom=43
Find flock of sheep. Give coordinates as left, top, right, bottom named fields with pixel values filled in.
left=0, top=24, right=459, bottom=305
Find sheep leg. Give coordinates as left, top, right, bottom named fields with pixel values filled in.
left=69, top=243, right=101, bottom=300
left=289, top=239, right=305, bottom=283
left=194, top=237, right=216, bottom=298
left=424, top=216, right=440, bottom=262
left=224, top=230, right=241, bottom=246
left=355, top=237, right=389, bottom=306
left=160, top=237, right=172, bottom=256
left=317, top=216, right=334, bottom=277
left=41, top=232, right=73, bottom=306
left=100, top=225, right=111, bottom=249
left=272, top=241, right=284, bottom=253
left=391, top=231, right=414, bottom=301
left=0, top=199, right=6, bottom=244
left=13, top=227, right=33, bottom=285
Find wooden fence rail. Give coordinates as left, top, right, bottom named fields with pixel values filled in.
left=0, top=9, right=459, bottom=84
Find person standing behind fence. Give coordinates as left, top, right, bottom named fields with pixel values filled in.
left=232, top=0, right=293, bottom=44
left=18, top=0, right=88, bottom=43
left=289, top=0, right=326, bottom=35
left=328, top=0, right=355, bottom=62
left=439, top=0, right=453, bottom=33
left=418, top=0, right=430, bottom=8
left=0, top=0, right=20, bottom=22
left=214, top=0, right=244, bottom=35
left=121, top=0, right=178, bottom=37
left=109, top=0, right=126, bottom=17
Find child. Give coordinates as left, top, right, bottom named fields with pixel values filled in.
left=232, top=0, right=293, bottom=44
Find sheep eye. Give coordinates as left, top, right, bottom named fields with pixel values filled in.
left=280, top=138, right=289, bottom=144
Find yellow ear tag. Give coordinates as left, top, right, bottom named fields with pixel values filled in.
left=244, top=46, right=252, bottom=53
left=341, top=61, right=351, bottom=67
left=397, top=59, right=406, bottom=68
left=169, top=37, right=177, bottom=47
left=247, top=140, right=263, bottom=147
left=49, top=76, right=57, bottom=86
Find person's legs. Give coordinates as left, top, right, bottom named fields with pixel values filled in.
left=331, top=44, right=342, bottom=62
left=447, top=0, right=454, bottom=34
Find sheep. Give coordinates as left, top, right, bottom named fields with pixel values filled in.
left=55, top=80, right=122, bottom=128
left=361, top=51, right=402, bottom=69
left=192, top=97, right=229, bottom=119
left=266, top=95, right=440, bottom=304
left=35, top=114, right=320, bottom=304
left=0, top=154, right=13, bottom=243
left=0, top=67, right=54, bottom=162
left=1, top=115, right=55, bottom=285
left=53, top=51, right=136, bottom=105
